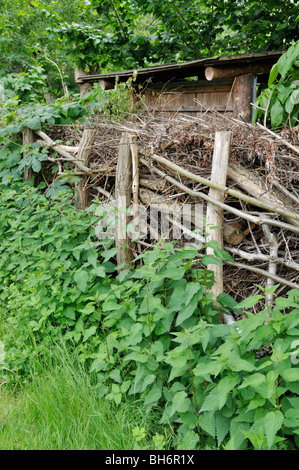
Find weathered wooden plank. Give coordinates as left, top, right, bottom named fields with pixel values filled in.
left=115, top=133, right=133, bottom=270
left=205, top=131, right=232, bottom=323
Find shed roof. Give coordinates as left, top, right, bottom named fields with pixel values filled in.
left=77, top=51, right=283, bottom=85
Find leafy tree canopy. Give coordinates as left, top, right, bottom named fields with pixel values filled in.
left=0, top=0, right=298, bottom=96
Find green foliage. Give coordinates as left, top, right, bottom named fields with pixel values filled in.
left=1, top=66, right=48, bottom=103
left=254, top=42, right=299, bottom=128
left=1, top=0, right=298, bottom=94
left=58, top=0, right=299, bottom=70
left=1, top=182, right=299, bottom=450
left=0, top=78, right=141, bottom=184
left=0, top=341, right=164, bottom=450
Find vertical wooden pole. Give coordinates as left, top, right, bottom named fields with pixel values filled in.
left=75, top=128, right=96, bottom=210
left=74, top=67, right=94, bottom=98
left=206, top=131, right=232, bottom=322
left=22, top=127, right=35, bottom=182
left=129, top=134, right=141, bottom=250
left=232, top=73, right=255, bottom=122
left=115, top=132, right=133, bottom=269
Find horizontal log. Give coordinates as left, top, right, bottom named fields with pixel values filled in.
left=100, top=80, right=115, bottom=91
left=37, top=140, right=78, bottom=154
left=205, top=61, right=275, bottom=81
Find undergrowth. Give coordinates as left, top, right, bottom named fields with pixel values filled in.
left=1, top=181, right=299, bottom=450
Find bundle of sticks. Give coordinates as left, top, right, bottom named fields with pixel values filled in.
left=25, top=109, right=299, bottom=317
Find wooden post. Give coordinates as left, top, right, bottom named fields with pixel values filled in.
left=100, top=80, right=115, bottom=91
left=75, top=128, right=96, bottom=210
left=22, top=127, right=35, bottom=182
left=129, top=134, right=141, bottom=250
left=115, top=133, right=133, bottom=269
left=74, top=67, right=94, bottom=98
left=205, top=131, right=232, bottom=322
left=232, top=73, right=255, bottom=122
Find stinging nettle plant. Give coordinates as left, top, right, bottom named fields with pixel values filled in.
left=1, top=183, right=299, bottom=450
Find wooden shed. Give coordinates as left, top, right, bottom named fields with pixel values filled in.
left=76, top=51, right=283, bottom=122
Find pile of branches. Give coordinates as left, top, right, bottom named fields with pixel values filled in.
left=36, top=110, right=299, bottom=306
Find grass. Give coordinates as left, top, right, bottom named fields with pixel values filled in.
left=0, top=343, right=168, bottom=450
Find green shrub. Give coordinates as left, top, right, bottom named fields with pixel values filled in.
left=254, top=42, right=299, bottom=128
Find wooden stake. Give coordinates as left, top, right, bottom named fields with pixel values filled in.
left=262, top=223, right=279, bottom=311
left=75, top=128, right=96, bottom=210
left=232, top=74, right=254, bottom=122
left=129, top=134, right=142, bottom=254
left=22, top=127, right=35, bottom=182
left=115, top=133, right=133, bottom=270
left=205, top=131, right=232, bottom=322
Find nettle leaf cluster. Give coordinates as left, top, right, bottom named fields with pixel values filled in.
left=1, top=183, right=299, bottom=450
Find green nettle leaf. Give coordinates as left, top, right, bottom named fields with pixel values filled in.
left=247, top=395, right=266, bottom=411
left=281, top=368, right=299, bottom=382
left=268, top=63, right=279, bottom=86
left=184, top=283, right=203, bottom=306
left=74, top=270, right=89, bottom=292
left=264, top=410, right=284, bottom=449
left=143, top=382, right=162, bottom=407
left=91, top=265, right=106, bottom=277
left=23, top=116, right=41, bottom=130
left=201, top=254, right=223, bottom=266
left=239, top=373, right=266, bottom=389
left=238, top=295, right=264, bottom=309
left=83, top=325, right=97, bottom=342
left=171, top=391, right=191, bottom=415
left=284, top=408, right=299, bottom=429
left=270, top=99, right=284, bottom=126
left=285, top=95, right=295, bottom=114
left=215, top=412, right=231, bottom=446
left=198, top=411, right=216, bottom=438
left=194, top=360, right=224, bottom=378
left=175, top=296, right=198, bottom=326
left=217, top=376, right=240, bottom=409
left=227, top=353, right=256, bottom=373
left=179, top=430, right=199, bottom=450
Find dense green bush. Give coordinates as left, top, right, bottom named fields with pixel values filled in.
left=254, top=42, right=299, bottom=128
left=1, top=182, right=299, bottom=450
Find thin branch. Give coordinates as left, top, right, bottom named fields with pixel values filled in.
left=139, top=156, right=299, bottom=235
left=141, top=150, right=299, bottom=224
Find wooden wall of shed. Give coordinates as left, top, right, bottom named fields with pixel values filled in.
left=142, top=80, right=234, bottom=118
